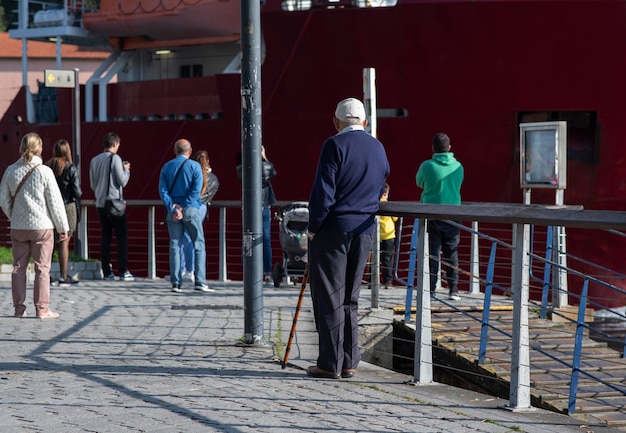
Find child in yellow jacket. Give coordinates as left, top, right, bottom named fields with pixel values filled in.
left=379, top=183, right=398, bottom=288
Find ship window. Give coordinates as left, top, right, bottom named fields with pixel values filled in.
left=517, top=111, right=598, bottom=164
left=281, top=0, right=396, bottom=11
left=180, top=64, right=203, bottom=78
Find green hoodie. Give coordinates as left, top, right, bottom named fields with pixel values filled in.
left=416, top=152, right=464, bottom=204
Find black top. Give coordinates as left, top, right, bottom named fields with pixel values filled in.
left=236, top=159, right=277, bottom=207
left=56, top=163, right=82, bottom=205
left=200, top=171, right=220, bottom=205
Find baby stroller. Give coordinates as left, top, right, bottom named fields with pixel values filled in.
left=272, top=202, right=309, bottom=288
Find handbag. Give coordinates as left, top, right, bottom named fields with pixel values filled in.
left=104, top=155, right=126, bottom=217
left=10, top=164, right=40, bottom=208
left=105, top=198, right=126, bottom=217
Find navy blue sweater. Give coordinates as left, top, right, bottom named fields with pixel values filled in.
left=308, top=128, right=389, bottom=235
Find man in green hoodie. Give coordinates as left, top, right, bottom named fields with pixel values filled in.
left=416, top=132, right=464, bottom=300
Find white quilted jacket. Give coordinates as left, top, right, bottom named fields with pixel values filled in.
left=0, top=155, right=70, bottom=233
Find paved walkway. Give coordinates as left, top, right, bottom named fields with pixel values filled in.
left=0, top=278, right=620, bottom=433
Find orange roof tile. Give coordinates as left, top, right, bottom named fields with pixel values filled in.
left=0, top=32, right=110, bottom=59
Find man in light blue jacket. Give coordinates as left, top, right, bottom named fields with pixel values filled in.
left=159, top=138, right=212, bottom=293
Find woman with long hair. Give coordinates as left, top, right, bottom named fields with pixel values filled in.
left=46, top=139, right=82, bottom=285
left=0, top=132, right=69, bottom=319
left=193, top=150, right=219, bottom=219
left=179, top=150, right=219, bottom=281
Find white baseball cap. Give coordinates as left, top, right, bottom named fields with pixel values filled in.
left=335, top=97, right=366, bottom=122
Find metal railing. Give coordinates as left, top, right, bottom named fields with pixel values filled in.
left=18, top=198, right=626, bottom=415
left=378, top=201, right=626, bottom=414
left=76, top=200, right=243, bottom=281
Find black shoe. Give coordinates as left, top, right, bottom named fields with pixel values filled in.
left=171, top=285, right=182, bottom=293
left=341, top=369, right=356, bottom=378
left=59, top=275, right=80, bottom=286
left=306, top=366, right=340, bottom=379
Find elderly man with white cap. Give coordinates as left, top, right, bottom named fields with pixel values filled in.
left=306, top=97, right=390, bottom=379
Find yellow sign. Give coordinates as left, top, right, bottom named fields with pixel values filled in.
left=44, top=69, right=75, bottom=88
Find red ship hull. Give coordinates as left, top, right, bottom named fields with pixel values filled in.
left=2, top=0, right=625, bottom=307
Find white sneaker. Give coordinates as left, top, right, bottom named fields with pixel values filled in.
left=120, top=271, right=136, bottom=281
left=448, top=293, right=461, bottom=301
left=194, top=283, right=215, bottom=293
left=182, top=271, right=195, bottom=282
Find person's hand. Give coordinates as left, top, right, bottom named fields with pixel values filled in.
left=307, top=232, right=315, bottom=241
left=123, top=160, right=131, bottom=170
left=173, top=204, right=183, bottom=221
left=261, top=146, right=267, bottom=161
left=58, top=232, right=68, bottom=242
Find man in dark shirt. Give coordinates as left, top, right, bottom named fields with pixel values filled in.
left=306, top=98, right=390, bottom=379
left=89, top=132, right=134, bottom=281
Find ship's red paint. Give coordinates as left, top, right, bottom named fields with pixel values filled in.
left=81, top=0, right=241, bottom=48
left=1, top=0, right=625, bottom=307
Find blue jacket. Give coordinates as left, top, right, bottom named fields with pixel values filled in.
left=159, top=155, right=203, bottom=212
left=308, top=127, right=389, bottom=235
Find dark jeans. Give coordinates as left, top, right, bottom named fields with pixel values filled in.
left=427, top=220, right=460, bottom=293
left=380, top=238, right=395, bottom=285
left=262, top=206, right=272, bottom=275
left=96, top=207, right=129, bottom=276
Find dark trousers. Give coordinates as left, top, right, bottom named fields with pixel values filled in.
left=380, top=238, right=395, bottom=285
left=308, top=230, right=372, bottom=373
left=96, top=207, right=129, bottom=276
left=262, top=206, right=272, bottom=275
left=427, top=220, right=460, bottom=293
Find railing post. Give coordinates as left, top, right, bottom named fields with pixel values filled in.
left=412, top=218, right=433, bottom=384
left=371, top=215, right=381, bottom=309
left=147, top=206, right=156, bottom=279
left=78, top=204, right=88, bottom=260
left=218, top=207, right=228, bottom=282
left=404, top=219, right=419, bottom=322
left=508, top=222, right=532, bottom=411
left=568, top=278, right=589, bottom=414
left=553, top=189, right=569, bottom=308
left=470, top=220, right=480, bottom=294
left=392, top=217, right=403, bottom=284
left=478, top=241, right=497, bottom=364
left=540, top=226, right=553, bottom=319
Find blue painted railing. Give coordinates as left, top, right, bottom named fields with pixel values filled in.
left=392, top=218, right=626, bottom=415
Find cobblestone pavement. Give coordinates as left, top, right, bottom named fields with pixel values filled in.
left=0, top=279, right=619, bottom=433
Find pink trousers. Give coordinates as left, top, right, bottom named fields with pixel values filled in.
left=11, top=229, right=54, bottom=316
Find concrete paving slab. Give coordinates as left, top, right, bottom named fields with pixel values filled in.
left=0, top=279, right=620, bottom=433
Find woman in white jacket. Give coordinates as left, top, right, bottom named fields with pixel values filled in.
left=0, top=132, right=69, bottom=319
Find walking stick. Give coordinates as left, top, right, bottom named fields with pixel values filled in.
left=281, top=264, right=309, bottom=369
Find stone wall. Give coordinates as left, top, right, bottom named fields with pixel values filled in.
left=0, top=261, right=103, bottom=283
left=359, top=309, right=394, bottom=370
